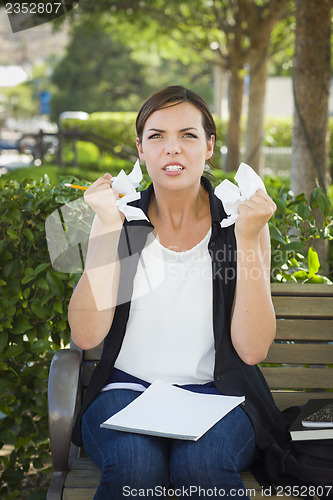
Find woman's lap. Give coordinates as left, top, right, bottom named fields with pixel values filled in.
left=82, top=389, right=257, bottom=499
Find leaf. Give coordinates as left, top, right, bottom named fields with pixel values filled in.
left=0, top=430, right=17, bottom=446
left=31, top=304, right=49, bottom=320
left=296, top=202, right=310, bottom=220
left=12, top=316, right=32, bottom=334
left=0, top=279, right=7, bottom=286
left=37, top=278, right=49, bottom=291
left=26, top=328, right=37, bottom=343
left=35, top=263, right=50, bottom=275
left=23, top=228, right=34, bottom=241
left=269, top=223, right=286, bottom=244
left=33, top=456, right=45, bottom=469
left=308, top=246, right=320, bottom=275
left=7, top=207, right=22, bottom=224
left=46, top=271, right=64, bottom=295
left=1, top=466, right=24, bottom=485
left=3, top=261, right=19, bottom=278
left=54, top=301, right=63, bottom=314
left=0, top=378, right=12, bottom=395
left=31, top=340, right=49, bottom=354
left=5, top=343, right=25, bottom=357
left=318, top=191, right=331, bottom=217
left=21, top=268, right=36, bottom=284
left=40, top=292, right=54, bottom=307
left=282, top=241, right=305, bottom=252
left=0, top=331, right=8, bottom=353
left=15, top=436, right=31, bottom=449
left=292, top=270, right=309, bottom=280
left=6, top=228, right=20, bottom=241
left=274, top=197, right=286, bottom=213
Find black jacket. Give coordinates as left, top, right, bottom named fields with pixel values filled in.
left=72, top=177, right=291, bottom=448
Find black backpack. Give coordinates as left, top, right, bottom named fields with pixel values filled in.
left=263, top=439, right=333, bottom=499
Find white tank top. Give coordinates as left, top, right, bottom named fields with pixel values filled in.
left=114, top=228, right=215, bottom=385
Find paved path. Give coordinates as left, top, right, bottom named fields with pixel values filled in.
left=0, top=150, right=33, bottom=176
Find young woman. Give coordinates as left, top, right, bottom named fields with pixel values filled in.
left=69, top=86, right=290, bottom=499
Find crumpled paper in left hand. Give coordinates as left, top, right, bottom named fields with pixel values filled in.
left=111, top=159, right=149, bottom=222
left=214, top=162, right=266, bottom=228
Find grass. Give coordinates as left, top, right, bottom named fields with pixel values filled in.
left=0, top=164, right=118, bottom=186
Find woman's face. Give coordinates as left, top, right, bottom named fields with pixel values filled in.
left=136, top=102, right=215, bottom=192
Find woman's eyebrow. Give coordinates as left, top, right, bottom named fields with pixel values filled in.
left=147, top=127, right=198, bottom=132
left=180, top=127, right=198, bottom=132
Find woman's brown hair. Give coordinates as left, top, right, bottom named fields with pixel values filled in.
left=136, top=86, right=216, bottom=144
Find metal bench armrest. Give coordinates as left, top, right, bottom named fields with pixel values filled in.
left=48, top=349, right=82, bottom=473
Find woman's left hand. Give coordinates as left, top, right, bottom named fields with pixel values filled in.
left=235, top=189, right=276, bottom=242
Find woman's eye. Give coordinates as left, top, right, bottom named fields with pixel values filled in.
left=148, top=133, right=162, bottom=139
left=183, top=133, right=197, bottom=138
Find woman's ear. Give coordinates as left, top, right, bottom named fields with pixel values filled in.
left=205, top=135, right=215, bottom=160
left=136, top=138, right=145, bottom=161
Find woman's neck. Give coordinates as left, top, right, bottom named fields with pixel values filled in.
left=149, top=181, right=210, bottom=231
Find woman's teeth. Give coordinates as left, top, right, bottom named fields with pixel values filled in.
left=164, top=165, right=184, bottom=171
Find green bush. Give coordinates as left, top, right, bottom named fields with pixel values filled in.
left=267, top=179, right=333, bottom=282
left=0, top=176, right=82, bottom=498
left=263, top=117, right=293, bottom=148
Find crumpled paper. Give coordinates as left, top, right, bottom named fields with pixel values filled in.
left=111, top=159, right=149, bottom=222
left=215, top=162, right=266, bottom=228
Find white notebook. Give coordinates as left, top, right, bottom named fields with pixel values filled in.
left=100, top=380, right=245, bottom=441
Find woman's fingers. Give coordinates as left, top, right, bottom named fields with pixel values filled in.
left=86, top=174, right=112, bottom=194
left=83, top=174, right=122, bottom=225
left=235, top=190, right=276, bottom=240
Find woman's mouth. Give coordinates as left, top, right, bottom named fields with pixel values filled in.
left=163, top=165, right=184, bottom=171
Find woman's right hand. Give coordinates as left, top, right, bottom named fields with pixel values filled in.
left=84, top=173, right=125, bottom=226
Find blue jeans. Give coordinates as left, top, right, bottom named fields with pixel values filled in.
left=82, top=389, right=257, bottom=499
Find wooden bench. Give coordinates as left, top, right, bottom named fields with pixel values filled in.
left=47, top=283, right=333, bottom=500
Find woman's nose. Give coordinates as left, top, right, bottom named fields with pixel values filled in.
left=165, top=140, right=181, bottom=155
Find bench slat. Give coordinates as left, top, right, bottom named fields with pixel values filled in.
left=63, top=490, right=95, bottom=500
left=84, top=344, right=103, bottom=361
left=261, top=367, right=333, bottom=389
left=272, top=391, right=333, bottom=409
left=271, top=283, right=333, bottom=296
left=264, top=343, right=333, bottom=364
left=276, top=319, right=333, bottom=340
left=273, top=296, right=333, bottom=318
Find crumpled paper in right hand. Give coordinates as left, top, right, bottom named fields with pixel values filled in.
left=214, top=162, right=266, bottom=228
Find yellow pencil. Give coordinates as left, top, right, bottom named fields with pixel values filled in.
left=63, top=183, right=124, bottom=197
left=63, top=183, right=88, bottom=191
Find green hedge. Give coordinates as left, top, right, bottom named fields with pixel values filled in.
left=0, top=173, right=332, bottom=498
left=0, top=176, right=81, bottom=498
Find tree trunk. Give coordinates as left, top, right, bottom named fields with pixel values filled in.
left=291, top=0, right=331, bottom=197
left=241, top=0, right=290, bottom=176
left=213, top=61, right=224, bottom=118
left=245, top=46, right=269, bottom=175
left=224, top=67, right=244, bottom=172
left=291, top=0, right=331, bottom=270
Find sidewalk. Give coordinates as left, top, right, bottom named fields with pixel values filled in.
left=0, top=150, right=33, bottom=176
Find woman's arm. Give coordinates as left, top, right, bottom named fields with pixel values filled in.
left=68, top=174, right=124, bottom=350
left=230, top=189, right=276, bottom=365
